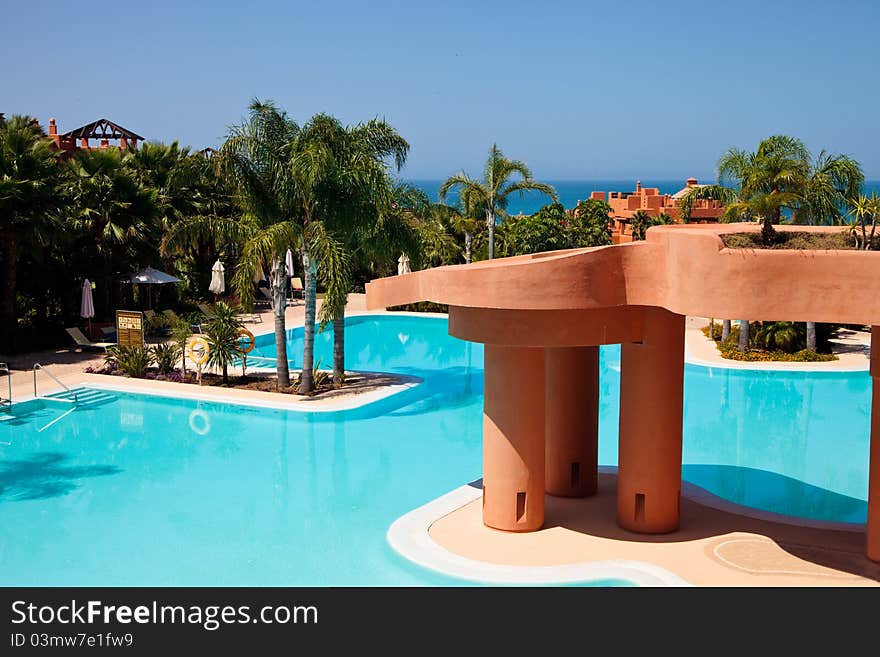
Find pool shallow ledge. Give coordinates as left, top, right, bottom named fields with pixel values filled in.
left=389, top=466, right=877, bottom=587
left=387, top=481, right=691, bottom=587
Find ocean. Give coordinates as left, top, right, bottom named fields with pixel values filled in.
left=407, top=179, right=880, bottom=216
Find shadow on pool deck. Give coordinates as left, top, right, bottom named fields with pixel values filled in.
left=434, top=470, right=880, bottom=585
left=0, top=453, right=122, bottom=502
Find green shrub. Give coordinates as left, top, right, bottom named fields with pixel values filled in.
left=105, top=345, right=154, bottom=377
left=717, top=342, right=836, bottom=362
left=153, top=343, right=181, bottom=375
left=387, top=301, right=449, bottom=313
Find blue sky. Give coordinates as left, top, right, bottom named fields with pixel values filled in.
left=3, top=0, right=879, bottom=179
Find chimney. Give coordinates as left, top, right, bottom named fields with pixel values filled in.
left=636, top=180, right=642, bottom=193
left=686, top=177, right=698, bottom=188
left=48, top=118, right=57, bottom=136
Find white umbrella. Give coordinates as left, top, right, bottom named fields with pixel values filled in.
left=128, top=266, right=181, bottom=284
left=80, top=278, right=95, bottom=332
left=209, top=259, right=225, bottom=295
left=126, top=266, right=181, bottom=309
left=285, top=249, right=295, bottom=277
left=397, top=253, right=411, bottom=275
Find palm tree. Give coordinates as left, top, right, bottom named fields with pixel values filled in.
left=67, top=148, right=159, bottom=317
left=793, top=151, right=863, bottom=349
left=164, top=104, right=353, bottom=393
left=0, top=115, right=61, bottom=350
left=718, top=135, right=810, bottom=244
left=163, top=100, right=301, bottom=388
left=289, top=114, right=405, bottom=387
left=439, top=144, right=558, bottom=259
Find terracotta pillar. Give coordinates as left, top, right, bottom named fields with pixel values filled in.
left=482, top=344, right=546, bottom=532
left=617, top=307, right=685, bottom=533
left=545, top=346, right=599, bottom=497
left=868, top=327, right=880, bottom=561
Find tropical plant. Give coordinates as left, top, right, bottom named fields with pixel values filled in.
left=504, top=203, right=568, bottom=256
left=168, top=319, right=193, bottom=377
left=792, top=150, right=863, bottom=349
left=0, top=115, right=62, bottom=350
left=848, top=193, right=879, bottom=250
left=630, top=210, right=673, bottom=241
left=152, top=342, right=181, bottom=375
left=569, top=199, right=612, bottom=247
left=414, top=206, right=462, bottom=267
left=296, top=114, right=408, bottom=386
left=439, top=144, right=558, bottom=259
left=202, top=301, right=244, bottom=384
left=754, top=321, right=803, bottom=353
left=677, top=184, right=737, bottom=223
left=718, top=135, right=811, bottom=244
left=67, top=148, right=160, bottom=315
left=163, top=101, right=300, bottom=389
left=105, top=345, right=153, bottom=378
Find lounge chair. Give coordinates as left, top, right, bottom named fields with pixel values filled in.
left=257, top=287, right=274, bottom=308
left=235, top=310, right=263, bottom=323
left=288, top=277, right=304, bottom=305
left=66, top=327, right=115, bottom=352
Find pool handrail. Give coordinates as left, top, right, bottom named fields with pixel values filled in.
left=33, top=363, right=78, bottom=404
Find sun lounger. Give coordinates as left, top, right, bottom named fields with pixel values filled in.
left=256, top=287, right=274, bottom=308
left=66, top=327, right=115, bottom=352
left=288, top=277, right=304, bottom=305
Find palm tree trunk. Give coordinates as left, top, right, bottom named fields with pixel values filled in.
left=721, top=319, right=731, bottom=342
left=333, top=314, right=344, bottom=386
left=300, top=250, right=318, bottom=394
left=464, top=232, right=473, bottom=264
left=738, top=320, right=750, bottom=352
left=806, top=322, right=817, bottom=351
left=0, top=228, right=17, bottom=349
left=487, top=210, right=495, bottom=259
left=271, top=256, right=290, bottom=389
left=761, top=217, right=775, bottom=245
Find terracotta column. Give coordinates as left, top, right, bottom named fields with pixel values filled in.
left=868, top=327, right=880, bottom=561
left=545, top=346, right=599, bottom=497
left=482, top=344, right=546, bottom=532
left=617, top=307, right=685, bottom=533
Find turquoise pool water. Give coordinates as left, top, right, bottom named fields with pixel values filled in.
left=0, top=315, right=871, bottom=585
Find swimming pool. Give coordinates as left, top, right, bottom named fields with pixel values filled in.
left=0, top=314, right=871, bottom=585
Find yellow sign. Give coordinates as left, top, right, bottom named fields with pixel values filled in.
left=116, top=310, right=144, bottom=349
